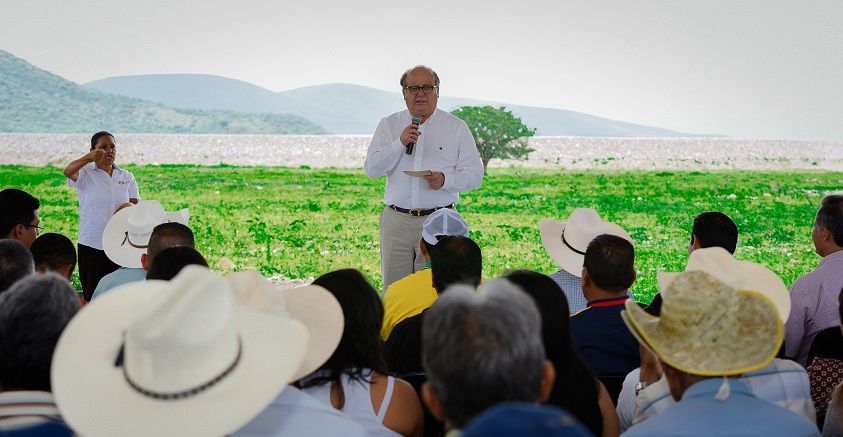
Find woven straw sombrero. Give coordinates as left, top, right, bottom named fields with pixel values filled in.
left=622, top=270, right=782, bottom=376
left=656, top=247, right=790, bottom=323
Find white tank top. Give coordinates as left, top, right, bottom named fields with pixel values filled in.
left=301, top=369, right=401, bottom=437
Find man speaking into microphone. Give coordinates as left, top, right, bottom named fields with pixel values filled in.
left=365, top=65, right=483, bottom=290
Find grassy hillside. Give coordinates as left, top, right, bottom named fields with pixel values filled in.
left=0, top=50, right=327, bottom=134
left=3, top=165, right=836, bottom=300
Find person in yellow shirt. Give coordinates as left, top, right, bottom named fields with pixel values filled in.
left=380, top=208, right=470, bottom=340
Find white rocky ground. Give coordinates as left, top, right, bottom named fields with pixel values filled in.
left=3, top=133, right=843, bottom=170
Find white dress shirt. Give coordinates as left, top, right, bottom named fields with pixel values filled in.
left=365, top=108, right=483, bottom=209
left=67, top=162, right=140, bottom=249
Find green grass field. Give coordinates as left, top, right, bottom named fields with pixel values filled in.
left=5, top=165, right=840, bottom=303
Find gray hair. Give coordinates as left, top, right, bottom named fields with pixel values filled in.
left=422, top=279, right=545, bottom=428
left=400, top=65, right=440, bottom=87
left=0, top=273, right=80, bottom=390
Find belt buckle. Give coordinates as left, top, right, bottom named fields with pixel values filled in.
left=409, top=208, right=423, bottom=217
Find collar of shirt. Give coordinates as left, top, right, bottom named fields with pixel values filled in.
left=86, top=161, right=122, bottom=173
left=682, top=378, right=752, bottom=401
left=587, top=295, right=629, bottom=308
left=420, top=108, right=439, bottom=125
left=0, top=390, right=60, bottom=418
left=819, top=249, right=843, bottom=267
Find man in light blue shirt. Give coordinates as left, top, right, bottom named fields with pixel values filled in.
left=621, top=270, right=819, bottom=436
left=91, top=266, right=146, bottom=298
left=234, top=386, right=366, bottom=437
left=93, top=221, right=194, bottom=299
left=623, top=378, right=818, bottom=436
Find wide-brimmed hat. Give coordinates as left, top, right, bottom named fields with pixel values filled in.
left=622, top=270, right=782, bottom=376
left=50, top=266, right=309, bottom=437
left=656, top=246, right=790, bottom=323
left=539, top=208, right=631, bottom=277
left=421, top=208, right=470, bottom=245
left=102, top=200, right=189, bottom=268
left=226, top=271, right=344, bottom=380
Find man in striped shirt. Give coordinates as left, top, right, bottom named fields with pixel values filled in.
left=785, top=194, right=843, bottom=366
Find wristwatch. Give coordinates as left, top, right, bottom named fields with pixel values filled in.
left=635, top=381, right=652, bottom=396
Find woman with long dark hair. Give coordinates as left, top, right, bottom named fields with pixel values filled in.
left=301, top=269, right=423, bottom=437
left=506, top=269, right=619, bottom=437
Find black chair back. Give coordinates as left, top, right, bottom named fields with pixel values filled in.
left=808, top=327, right=843, bottom=366
left=397, top=371, right=444, bottom=437
left=596, top=374, right=626, bottom=406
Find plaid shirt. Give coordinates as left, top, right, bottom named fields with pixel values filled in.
left=549, top=269, right=634, bottom=314
left=549, top=269, right=588, bottom=314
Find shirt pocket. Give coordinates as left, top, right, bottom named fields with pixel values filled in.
left=431, top=144, right=459, bottom=172
left=114, top=178, right=133, bottom=204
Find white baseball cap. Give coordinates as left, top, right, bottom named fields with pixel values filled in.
left=422, top=208, right=470, bottom=245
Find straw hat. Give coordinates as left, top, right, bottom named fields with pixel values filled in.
left=622, top=270, right=782, bottom=376
left=539, top=208, right=631, bottom=277
left=226, top=271, right=344, bottom=380
left=102, top=200, right=189, bottom=268
left=51, top=266, right=309, bottom=437
left=656, top=246, right=790, bottom=323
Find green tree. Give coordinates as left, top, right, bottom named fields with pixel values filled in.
left=452, top=105, right=536, bottom=172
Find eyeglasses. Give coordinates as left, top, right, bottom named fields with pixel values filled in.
left=403, top=85, right=438, bottom=95
left=20, top=223, right=43, bottom=235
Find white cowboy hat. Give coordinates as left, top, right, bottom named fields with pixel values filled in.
left=50, top=266, right=309, bottom=437
left=622, top=270, right=782, bottom=376
left=226, top=271, right=344, bottom=380
left=539, top=208, right=631, bottom=278
left=656, top=246, right=791, bottom=323
left=102, top=200, right=189, bottom=268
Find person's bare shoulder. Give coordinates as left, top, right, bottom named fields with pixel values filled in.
left=382, top=377, right=424, bottom=437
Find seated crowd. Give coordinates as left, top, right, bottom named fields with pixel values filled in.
left=2, top=184, right=843, bottom=437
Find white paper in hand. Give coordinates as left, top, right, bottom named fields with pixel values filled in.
left=404, top=170, right=433, bottom=177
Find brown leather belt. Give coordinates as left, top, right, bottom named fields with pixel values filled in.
left=389, top=204, right=454, bottom=217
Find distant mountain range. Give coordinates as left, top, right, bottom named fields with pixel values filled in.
left=0, top=50, right=325, bottom=134
left=0, top=48, right=704, bottom=136
left=87, top=74, right=701, bottom=137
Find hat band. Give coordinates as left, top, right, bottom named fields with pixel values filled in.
left=114, top=336, right=243, bottom=401
left=561, top=229, right=585, bottom=255
left=122, top=231, right=149, bottom=249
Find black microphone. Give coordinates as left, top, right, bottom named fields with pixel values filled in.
left=406, top=115, right=421, bottom=155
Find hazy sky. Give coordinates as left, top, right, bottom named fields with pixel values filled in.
left=1, top=0, right=841, bottom=139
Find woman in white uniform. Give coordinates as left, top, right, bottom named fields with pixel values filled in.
left=63, top=131, right=139, bottom=301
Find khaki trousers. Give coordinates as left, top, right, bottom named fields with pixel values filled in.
left=379, top=206, right=427, bottom=291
